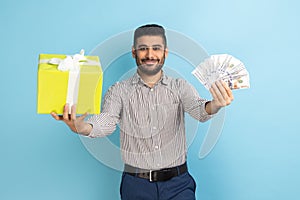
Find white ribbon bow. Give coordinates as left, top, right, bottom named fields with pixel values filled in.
left=49, top=49, right=87, bottom=71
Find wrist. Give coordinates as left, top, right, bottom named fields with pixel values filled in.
left=205, top=101, right=221, bottom=115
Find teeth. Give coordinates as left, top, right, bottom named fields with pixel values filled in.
left=143, top=60, right=157, bottom=64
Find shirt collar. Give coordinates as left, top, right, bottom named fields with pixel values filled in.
left=131, top=71, right=170, bottom=86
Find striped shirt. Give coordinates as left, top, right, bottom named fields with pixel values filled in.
left=87, top=72, right=214, bottom=170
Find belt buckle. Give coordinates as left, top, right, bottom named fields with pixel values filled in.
left=149, top=170, right=153, bottom=182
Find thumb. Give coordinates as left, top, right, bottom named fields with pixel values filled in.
left=78, top=112, right=89, bottom=121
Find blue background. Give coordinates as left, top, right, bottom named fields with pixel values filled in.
left=1, top=0, right=299, bottom=199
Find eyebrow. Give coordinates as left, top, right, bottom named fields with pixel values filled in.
left=136, top=44, right=163, bottom=48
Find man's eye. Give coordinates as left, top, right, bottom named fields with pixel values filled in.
left=152, top=47, right=162, bottom=51
left=138, top=47, right=147, bottom=51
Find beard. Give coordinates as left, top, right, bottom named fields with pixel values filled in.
left=135, top=54, right=166, bottom=76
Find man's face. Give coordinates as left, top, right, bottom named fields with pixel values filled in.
left=132, top=35, right=168, bottom=76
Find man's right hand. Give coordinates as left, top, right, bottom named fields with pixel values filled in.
left=51, top=104, right=92, bottom=136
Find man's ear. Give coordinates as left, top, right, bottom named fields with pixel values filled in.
left=132, top=46, right=136, bottom=58
left=164, top=48, right=169, bottom=58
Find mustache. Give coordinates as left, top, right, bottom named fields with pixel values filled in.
left=141, top=58, right=160, bottom=62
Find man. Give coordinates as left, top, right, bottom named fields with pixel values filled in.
left=51, top=24, right=233, bottom=200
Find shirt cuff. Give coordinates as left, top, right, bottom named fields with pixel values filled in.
left=86, top=117, right=103, bottom=138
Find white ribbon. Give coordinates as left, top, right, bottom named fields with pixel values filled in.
left=65, top=70, right=80, bottom=113
left=41, top=49, right=89, bottom=113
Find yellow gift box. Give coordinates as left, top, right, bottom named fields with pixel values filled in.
left=37, top=53, right=103, bottom=114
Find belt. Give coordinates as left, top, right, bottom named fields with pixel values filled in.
left=124, top=162, right=188, bottom=182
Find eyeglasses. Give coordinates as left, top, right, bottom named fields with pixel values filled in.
left=135, top=45, right=165, bottom=52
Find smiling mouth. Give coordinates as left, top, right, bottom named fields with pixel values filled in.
left=141, top=59, right=159, bottom=65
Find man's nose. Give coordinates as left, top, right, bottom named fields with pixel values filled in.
left=145, top=48, right=154, bottom=58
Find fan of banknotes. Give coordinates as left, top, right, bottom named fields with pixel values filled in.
left=192, top=54, right=250, bottom=90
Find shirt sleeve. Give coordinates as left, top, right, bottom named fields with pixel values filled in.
left=178, top=79, right=214, bottom=122
left=86, top=83, right=122, bottom=138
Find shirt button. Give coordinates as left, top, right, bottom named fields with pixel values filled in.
left=153, top=127, right=157, bottom=130
left=150, top=88, right=154, bottom=92
left=154, top=145, right=159, bottom=149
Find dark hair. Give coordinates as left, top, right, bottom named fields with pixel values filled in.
left=133, top=24, right=167, bottom=47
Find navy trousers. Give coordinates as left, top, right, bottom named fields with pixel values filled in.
left=120, top=171, right=196, bottom=200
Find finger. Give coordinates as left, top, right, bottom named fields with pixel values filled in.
left=221, top=80, right=234, bottom=101
left=211, top=82, right=225, bottom=104
left=71, top=104, right=77, bottom=121
left=221, top=80, right=231, bottom=90
left=209, top=85, right=219, bottom=102
left=63, top=104, right=70, bottom=120
left=216, top=80, right=233, bottom=105
left=215, top=81, right=228, bottom=100
left=221, top=81, right=234, bottom=103
left=51, top=112, right=62, bottom=120
left=217, top=82, right=233, bottom=106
